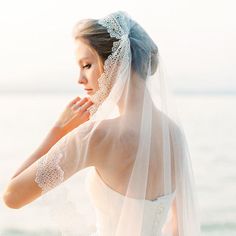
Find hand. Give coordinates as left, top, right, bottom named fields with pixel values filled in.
left=54, top=96, right=94, bottom=134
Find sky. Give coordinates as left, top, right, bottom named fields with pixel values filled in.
left=0, top=0, right=235, bottom=93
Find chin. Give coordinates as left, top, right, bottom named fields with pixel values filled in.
left=86, top=90, right=94, bottom=95
left=90, top=90, right=97, bottom=96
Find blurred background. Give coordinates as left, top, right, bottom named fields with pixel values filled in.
left=0, top=0, right=235, bottom=235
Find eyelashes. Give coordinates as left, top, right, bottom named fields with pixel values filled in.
left=83, top=64, right=91, bottom=69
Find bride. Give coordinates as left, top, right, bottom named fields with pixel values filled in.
left=3, top=11, right=201, bottom=236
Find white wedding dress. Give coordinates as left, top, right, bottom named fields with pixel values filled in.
left=31, top=11, right=201, bottom=236
left=86, top=167, right=176, bottom=236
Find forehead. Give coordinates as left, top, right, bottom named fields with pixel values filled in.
left=75, top=39, right=96, bottom=62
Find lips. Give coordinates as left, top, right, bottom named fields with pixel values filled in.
left=85, top=89, right=93, bottom=94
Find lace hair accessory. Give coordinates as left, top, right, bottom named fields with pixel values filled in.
left=88, top=11, right=131, bottom=117
left=33, top=11, right=201, bottom=236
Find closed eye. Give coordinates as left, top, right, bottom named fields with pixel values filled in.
left=83, top=64, right=91, bottom=69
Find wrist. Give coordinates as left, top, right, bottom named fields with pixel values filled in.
left=50, top=125, right=68, bottom=139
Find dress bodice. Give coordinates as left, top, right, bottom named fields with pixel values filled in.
left=86, top=167, right=176, bottom=236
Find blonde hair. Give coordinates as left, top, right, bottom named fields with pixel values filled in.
left=72, top=18, right=158, bottom=79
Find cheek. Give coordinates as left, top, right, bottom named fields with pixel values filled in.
left=93, top=68, right=102, bottom=80
left=89, top=66, right=103, bottom=88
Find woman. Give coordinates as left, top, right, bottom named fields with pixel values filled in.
left=3, top=11, right=201, bottom=235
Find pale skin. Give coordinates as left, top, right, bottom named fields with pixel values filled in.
left=2, top=38, right=104, bottom=209
left=2, top=37, right=179, bottom=235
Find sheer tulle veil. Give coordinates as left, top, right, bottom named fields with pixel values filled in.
left=35, top=11, right=201, bottom=236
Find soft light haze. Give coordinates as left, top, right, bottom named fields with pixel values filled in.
left=0, top=0, right=235, bottom=93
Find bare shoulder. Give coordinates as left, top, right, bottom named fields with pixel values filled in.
left=92, top=117, right=137, bottom=144
left=153, top=108, right=182, bottom=133
left=86, top=119, right=113, bottom=166
left=88, top=118, right=138, bottom=167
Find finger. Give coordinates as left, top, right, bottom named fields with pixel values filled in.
left=72, top=97, right=91, bottom=111
left=69, top=96, right=81, bottom=106
left=77, top=97, right=89, bottom=106
left=80, top=101, right=94, bottom=112
left=73, top=101, right=93, bottom=113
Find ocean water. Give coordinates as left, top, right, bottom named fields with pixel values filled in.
left=0, top=92, right=235, bottom=236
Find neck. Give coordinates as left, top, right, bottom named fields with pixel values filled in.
left=117, top=72, right=153, bottom=118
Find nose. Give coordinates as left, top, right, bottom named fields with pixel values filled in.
left=77, top=74, right=87, bottom=85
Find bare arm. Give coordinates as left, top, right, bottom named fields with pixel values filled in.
left=10, top=96, right=93, bottom=180
left=3, top=96, right=93, bottom=209
left=2, top=125, right=93, bottom=209
left=10, top=126, right=67, bottom=180
left=3, top=127, right=67, bottom=209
